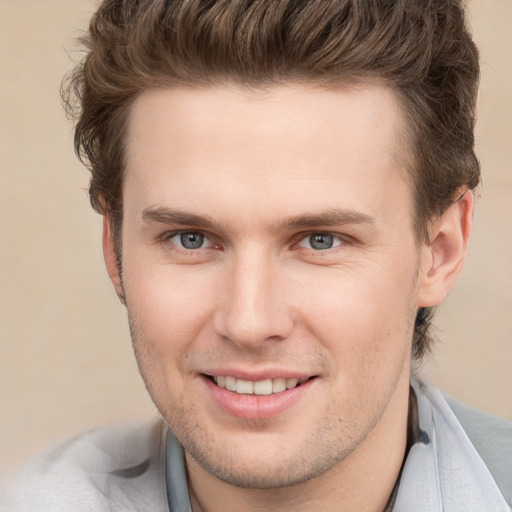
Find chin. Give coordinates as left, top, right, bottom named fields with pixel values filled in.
left=187, top=447, right=343, bottom=489
left=178, top=420, right=359, bottom=490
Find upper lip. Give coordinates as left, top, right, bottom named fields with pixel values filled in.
left=201, top=368, right=315, bottom=381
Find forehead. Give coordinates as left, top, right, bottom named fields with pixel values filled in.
left=124, top=84, right=413, bottom=230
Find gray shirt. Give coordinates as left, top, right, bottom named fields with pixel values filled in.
left=4, top=380, right=511, bottom=511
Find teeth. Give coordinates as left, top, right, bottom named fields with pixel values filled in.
left=253, top=379, right=272, bottom=395
left=272, top=378, right=287, bottom=393
left=225, top=376, right=237, bottom=392
left=286, top=378, right=299, bottom=389
left=213, top=375, right=307, bottom=395
left=236, top=379, right=254, bottom=394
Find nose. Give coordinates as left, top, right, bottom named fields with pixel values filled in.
left=213, top=249, right=294, bottom=348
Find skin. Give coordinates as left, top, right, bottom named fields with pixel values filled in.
left=103, top=84, right=473, bottom=512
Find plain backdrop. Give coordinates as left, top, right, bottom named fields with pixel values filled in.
left=1, top=0, right=511, bottom=480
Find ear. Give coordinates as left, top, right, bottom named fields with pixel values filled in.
left=102, top=214, right=125, bottom=304
left=417, top=190, right=474, bottom=307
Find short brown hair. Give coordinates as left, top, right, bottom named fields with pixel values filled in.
left=63, top=0, right=480, bottom=361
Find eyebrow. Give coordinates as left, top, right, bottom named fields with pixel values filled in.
left=273, top=209, right=375, bottom=231
left=142, top=207, right=227, bottom=231
left=141, top=206, right=375, bottom=232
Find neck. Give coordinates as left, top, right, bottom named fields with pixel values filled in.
left=186, top=375, right=410, bottom=512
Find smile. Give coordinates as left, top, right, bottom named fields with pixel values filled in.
left=212, top=376, right=309, bottom=395
left=204, top=373, right=317, bottom=420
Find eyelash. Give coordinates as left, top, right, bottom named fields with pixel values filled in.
left=160, top=230, right=349, bottom=255
left=295, top=232, right=345, bottom=251
left=160, top=231, right=219, bottom=254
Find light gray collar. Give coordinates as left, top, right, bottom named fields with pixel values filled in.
left=392, top=380, right=510, bottom=511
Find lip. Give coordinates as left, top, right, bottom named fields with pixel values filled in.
left=202, top=374, right=316, bottom=420
left=203, top=368, right=308, bottom=381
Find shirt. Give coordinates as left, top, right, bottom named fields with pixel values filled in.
left=4, top=379, right=511, bottom=511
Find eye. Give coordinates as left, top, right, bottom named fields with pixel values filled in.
left=297, top=233, right=342, bottom=251
left=169, top=232, right=211, bottom=250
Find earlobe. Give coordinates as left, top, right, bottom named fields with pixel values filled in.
left=102, top=215, right=125, bottom=305
left=417, top=190, right=474, bottom=307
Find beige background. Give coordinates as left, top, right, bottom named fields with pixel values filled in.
left=1, top=0, right=511, bottom=480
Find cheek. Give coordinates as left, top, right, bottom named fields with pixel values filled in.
left=298, top=265, right=415, bottom=333
left=293, top=262, right=417, bottom=373
left=122, top=259, right=218, bottom=357
left=122, top=264, right=219, bottom=417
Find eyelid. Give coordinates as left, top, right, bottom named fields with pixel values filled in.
left=158, top=229, right=353, bottom=252
left=160, top=229, right=218, bottom=251
left=294, top=231, right=348, bottom=250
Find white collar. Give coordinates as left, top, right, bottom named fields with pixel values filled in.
left=392, top=380, right=510, bottom=512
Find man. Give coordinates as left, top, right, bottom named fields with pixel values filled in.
left=5, top=0, right=511, bottom=511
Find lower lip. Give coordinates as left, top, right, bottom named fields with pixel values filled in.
left=203, top=376, right=315, bottom=420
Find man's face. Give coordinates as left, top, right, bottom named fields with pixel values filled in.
left=116, top=84, right=424, bottom=487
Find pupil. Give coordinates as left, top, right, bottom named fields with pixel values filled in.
left=180, top=233, right=204, bottom=249
left=310, top=233, right=333, bottom=250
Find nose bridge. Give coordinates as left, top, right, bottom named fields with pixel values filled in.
left=214, top=245, right=292, bottom=346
